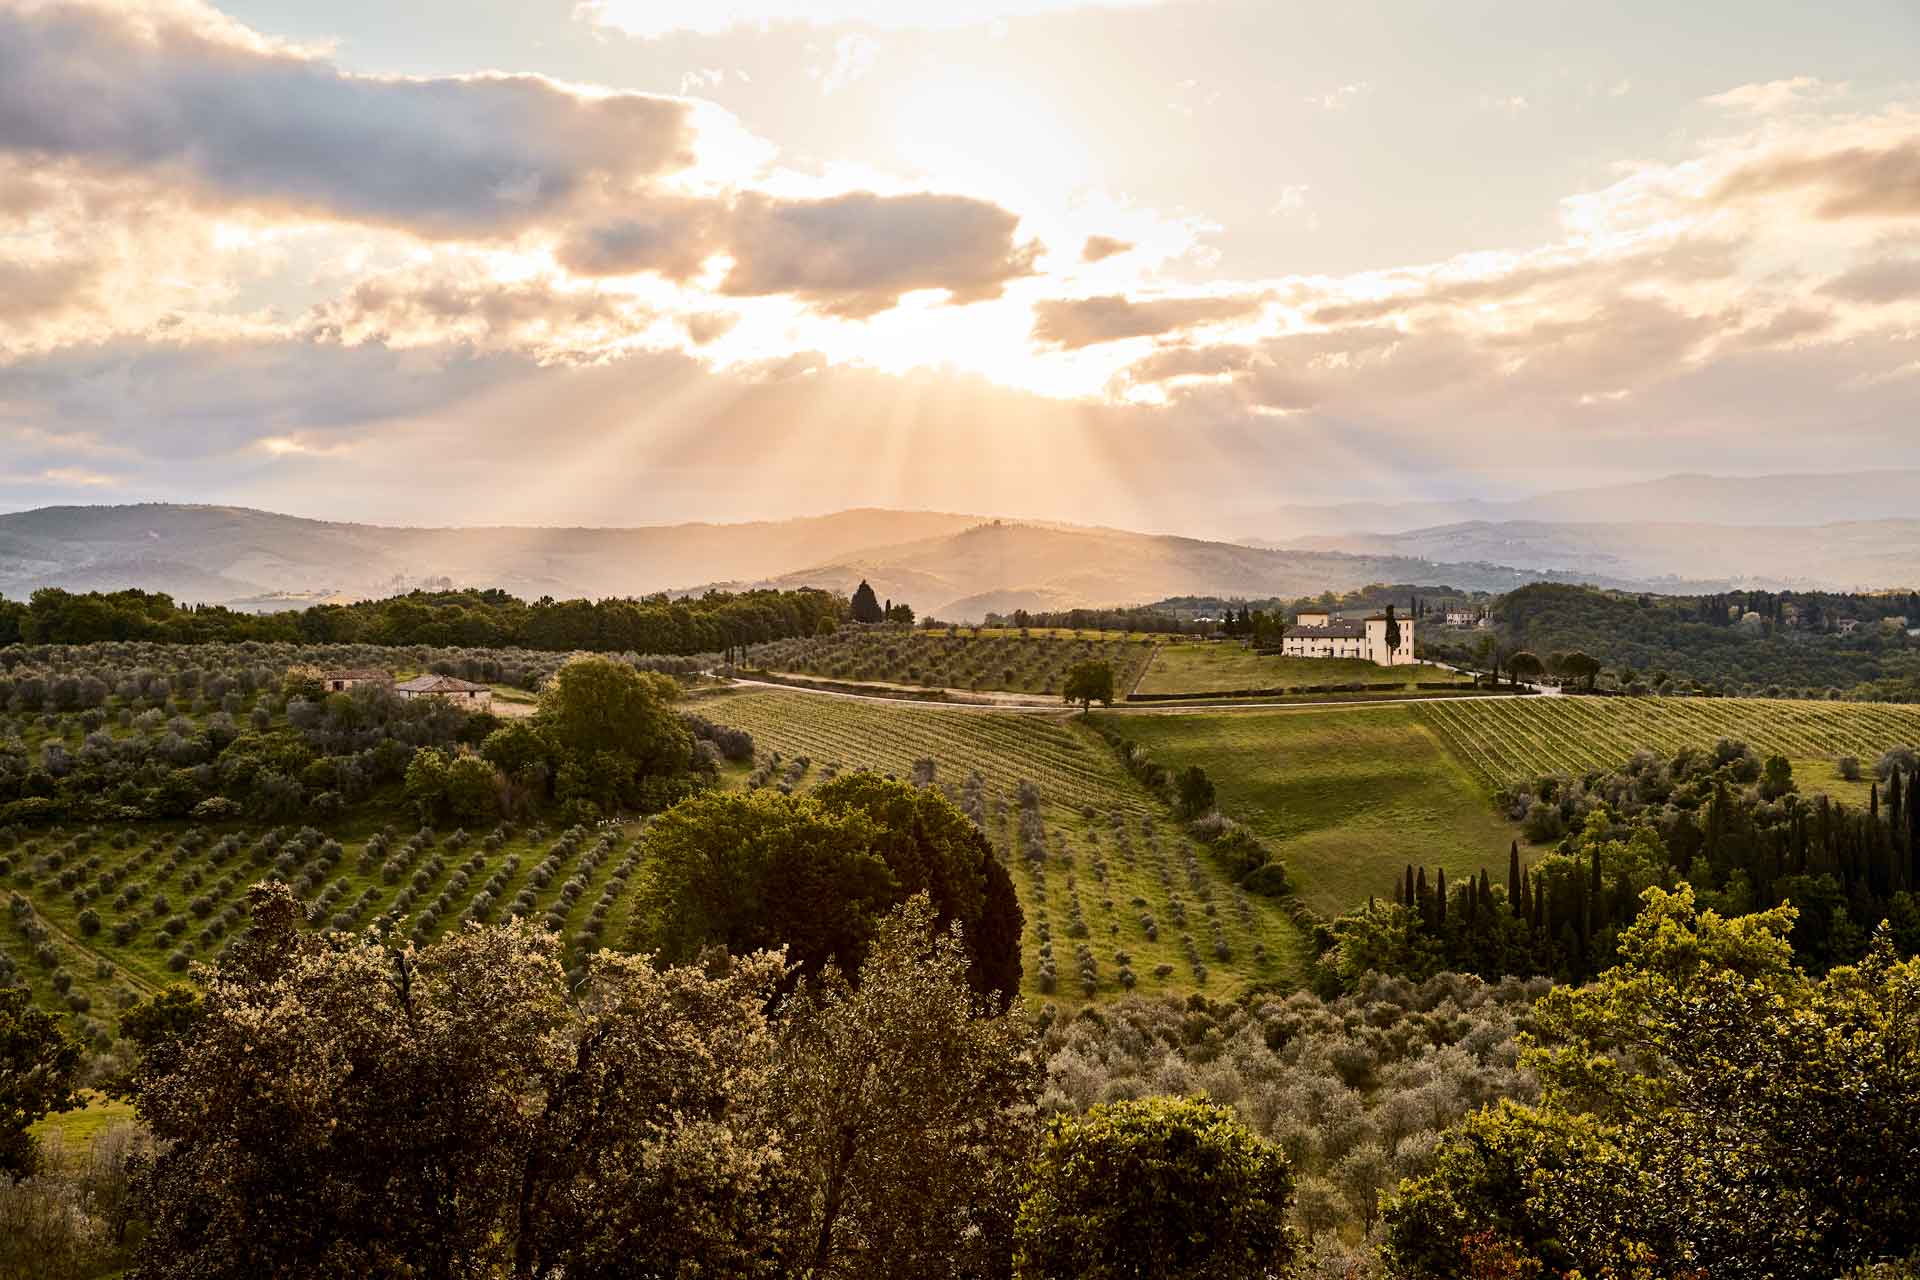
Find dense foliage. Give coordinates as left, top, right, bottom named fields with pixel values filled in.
left=1014, top=1096, right=1297, bottom=1280
left=1382, top=886, right=1920, bottom=1280
left=0, top=985, right=80, bottom=1178
left=114, top=887, right=1038, bottom=1280
left=1322, top=742, right=1920, bottom=987
left=633, top=776, right=1024, bottom=1007
left=1, top=585, right=845, bottom=655
left=1467, top=582, right=1920, bottom=700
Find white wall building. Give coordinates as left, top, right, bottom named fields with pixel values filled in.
left=1279, top=612, right=1417, bottom=666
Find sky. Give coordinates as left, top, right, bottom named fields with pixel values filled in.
left=2, top=0, right=1919, bottom=535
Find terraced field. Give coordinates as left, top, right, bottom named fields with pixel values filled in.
left=1417, top=695, right=1920, bottom=788
left=695, top=687, right=1312, bottom=1003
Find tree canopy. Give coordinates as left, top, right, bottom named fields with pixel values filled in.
left=0, top=985, right=81, bottom=1178
left=1062, top=660, right=1116, bottom=711
left=634, top=775, right=1023, bottom=1007
left=1014, top=1096, right=1297, bottom=1280
left=1383, top=885, right=1920, bottom=1279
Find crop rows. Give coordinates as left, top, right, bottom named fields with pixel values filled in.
left=2, top=819, right=650, bottom=1045
left=700, top=688, right=1308, bottom=1000
left=1419, top=695, right=1920, bottom=787
left=739, top=628, right=1154, bottom=696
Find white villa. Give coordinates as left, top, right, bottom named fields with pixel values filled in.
left=1279, top=611, right=1416, bottom=666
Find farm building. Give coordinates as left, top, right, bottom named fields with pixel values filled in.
left=1280, top=611, right=1416, bottom=666
left=393, top=674, right=493, bottom=706
left=321, top=668, right=391, bottom=693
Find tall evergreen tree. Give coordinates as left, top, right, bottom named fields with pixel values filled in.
left=1436, top=869, right=1448, bottom=926
left=1508, top=842, right=1523, bottom=916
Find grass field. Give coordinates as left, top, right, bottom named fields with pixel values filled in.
left=695, top=688, right=1313, bottom=1003
left=740, top=627, right=1156, bottom=696
left=1133, top=642, right=1471, bottom=697
left=1417, top=695, right=1920, bottom=788
left=1095, top=705, right=1517, bottom=916
left=29, top=1091, right=136, bottom=1151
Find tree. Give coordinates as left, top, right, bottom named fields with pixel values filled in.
left=780, top=897, right=1040, bottom=1280
left=402, top=745, right=450, bottom=823
left=635, top=779, right=1023, bottom=1007
left=1384, top=604, right=1402, bottom=655
left=1175, top=764, right=1216, bottom=819
left=851, top=581, right=885, bottom=624
left=1062, top=660, right=1115, bottom=712
left=536, top=655, right=690, bottom=781
left=0, top=986, right=81, bottom=1178
left=123, top=882, right=799, bottom=1280
left=1383, top=886, right=1920, bottom=1279
left=1506, top=650, right=1545, bottom=687
left=1557, top=650, right=1602, bottom=691
left=1013, top=1096, right=1297, bottom=1280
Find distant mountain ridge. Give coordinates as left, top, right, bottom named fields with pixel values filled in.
left=3, top=501, right=1911, bottom=624
left=1244, top=470, right=1920, bottom=540
left=1280, top=518, right=1920, bottom=591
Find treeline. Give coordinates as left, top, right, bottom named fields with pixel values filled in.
left=0, top=656, right=715, bottom=828
left=1321, top=742, right=1920, bottom=988
left=1478, top=582, right=1920, bottom=700
left=0, top=586, right=846, bottom=655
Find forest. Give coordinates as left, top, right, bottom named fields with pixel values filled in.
left=1439, top=582, right=1920, bottom=700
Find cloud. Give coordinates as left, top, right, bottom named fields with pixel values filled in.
left=1080, top=235, right=1133, bottom=263
left=1711, top=139, right=1920, bottom=220
left=1819, top=255, right=1920, bottom=303
left=303, top=264, right=651, bottom=357
left=554, top=198, right=730, bottom=280
left=1704, top=76, right=1840, bottom=116
left=0, top=0, right=697, bottom=239
left=578, top=0, right=1168, bottom=38
left=1031, top=293, right=1268, bottom=349
left=817, top=33, right=878, bottom=93
left=1304, top=82, right=1369, bottom=112
left=718, top=191, right=1041, bottom=317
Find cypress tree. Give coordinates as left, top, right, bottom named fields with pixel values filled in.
left=1478, top=867, right=1493, bottom=917
left=1416, top=867, right=1431, bottom=927
left=1508, top=842, right=1523, bottom=916
left=1871, top=783, right=1880, bottom=820
left=1404, top=864, right=1416, bottom=909
left=1436, top=869, right=1448, bottom=925
left=1525, top=871, right=1539, bottom=932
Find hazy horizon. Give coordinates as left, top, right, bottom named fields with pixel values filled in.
left=4, top=0, right=1920, bottom=532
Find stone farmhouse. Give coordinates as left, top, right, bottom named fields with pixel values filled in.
left=394, top=674, right=493, bottom=707
left=1279, top=611, right=1416, bottom=666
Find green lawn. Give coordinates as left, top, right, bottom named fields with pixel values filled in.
left=1132, top=642, right=1467, bottom=697
left=30, top=1090, right=137, bottom=1151
left=1094, top=705, right=1521, bottom=916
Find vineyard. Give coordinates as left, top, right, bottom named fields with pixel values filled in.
left=694, top=688, right=1311, bottom=1000
left=2, top=819, right=652, bottom=1052
left=738, top=627, right=1155, bottom=696
left=1417, top=694, right=1920, bottom=788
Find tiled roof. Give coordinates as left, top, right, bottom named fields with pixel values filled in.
left=394, top=674, right=491, bottom=693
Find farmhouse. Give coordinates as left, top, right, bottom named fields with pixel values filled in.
left=393, top=674, right=493, bottom=707
left=321, top=668, right=391, bottom=693
left=1279, top=611, right=1416, bottom=666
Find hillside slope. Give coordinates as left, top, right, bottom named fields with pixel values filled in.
left=0, top=504, right=989, bottom=603
left=763, top=521, right=1649, bottom=620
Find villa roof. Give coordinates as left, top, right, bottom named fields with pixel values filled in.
left=394, top=674, right=490, bottom=694
left=1286, top=622, right=1367, bottom=639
